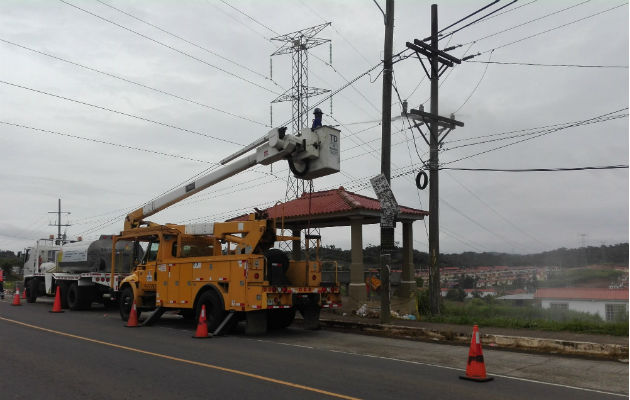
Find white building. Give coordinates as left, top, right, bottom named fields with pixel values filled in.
left=535, top=288, right=628, bottom=321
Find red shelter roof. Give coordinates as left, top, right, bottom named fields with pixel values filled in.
left=230, top=187, right=427, bottom=228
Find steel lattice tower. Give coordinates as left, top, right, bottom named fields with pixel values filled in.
left=271, top=22, right=331, bottom=199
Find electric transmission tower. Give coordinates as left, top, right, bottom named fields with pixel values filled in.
left=270, top=22, right=331, bottom=200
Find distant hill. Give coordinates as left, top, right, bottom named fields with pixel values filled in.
left=316, top=243, right=628, bottom=269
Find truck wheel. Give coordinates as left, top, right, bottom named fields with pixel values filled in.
left=58, top=283, right=69, bottom=309
left=119, top=286, right=141, bottom=321
left=78, top=287, right=93, bottom=310
left=195, top=291, right=225, bottom=333
left=27, top=279, right=38, bottom=303
left=245, top=310, right=268, bottom=336
left=299, top=305, right=321, bottom=330
left=67, top=283, right=82, bottom=311
left=268, top=309, right=296, bottom=330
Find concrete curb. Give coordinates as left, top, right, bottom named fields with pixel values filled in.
left=319, top=318, right=629, bottom=361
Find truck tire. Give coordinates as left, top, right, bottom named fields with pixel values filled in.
left=67, top=283, right=83, bottom=311
left=195, top=291, right=225, bottom=333
left=119, top=286, right=141, bottom=321
left=299, top=305, right=321, bottom=330
left=58, top=283, right=69, bottom=309
left=245, top=310, right=268, bottom=336
left=27, top=279, right=38, bottom=303
left=268, top=309, right=295, bottom=330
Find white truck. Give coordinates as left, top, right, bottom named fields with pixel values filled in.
left=23, top=236, right=138, bottom=309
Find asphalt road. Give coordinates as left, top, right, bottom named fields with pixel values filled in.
left=0, top=298, right=627, bottom=400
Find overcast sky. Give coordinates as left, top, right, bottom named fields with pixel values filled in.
left=0, top=0, right=628, bottom=256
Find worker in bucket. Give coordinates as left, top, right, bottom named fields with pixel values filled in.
left=311, top=107, right=323, bottom=131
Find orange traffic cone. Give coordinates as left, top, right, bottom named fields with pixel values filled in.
left=49, top=286, right=64, bottom=313
left=21, top=288, right=27, bottom=300
left=11, top=288, right=21, bottom=306
left=460, top=325, right=493, bottom=382
left=125, top=301, right=139, bottom=327
left=192, top=304, right=210, bottom=338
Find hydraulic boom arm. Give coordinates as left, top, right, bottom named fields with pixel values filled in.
left=124, top=126, right=340, bottom=230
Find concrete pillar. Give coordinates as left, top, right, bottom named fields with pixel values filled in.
left=291, top=228, right=301, bottom=261
left=348, top=218, right=366, bottom=308
left=394, top=221, right=418, bottom=315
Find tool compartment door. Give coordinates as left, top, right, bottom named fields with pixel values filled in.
left=178, top=262, right=192, bottom=306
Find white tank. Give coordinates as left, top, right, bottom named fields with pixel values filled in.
left=57, top=237, right=137, bottom=274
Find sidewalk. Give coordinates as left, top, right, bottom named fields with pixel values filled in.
left=319, top=306, right=629, bottom=361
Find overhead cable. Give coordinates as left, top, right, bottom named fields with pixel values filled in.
left=94, top=0, right=276, bottom=84
left=460, top=0, right=592, bottom=46
left=0, top=121, right=218, bottom=165
left=58, top=0, right=280, bottom=95
left=0, top=79, right=244, bottom=146
left=464, top=60, right=628, bottom=69
left=478, top=3, right=628, bottom=55
left=0, top=38, right=268, bottom=127
left=442, top=165, right=629, bottom=172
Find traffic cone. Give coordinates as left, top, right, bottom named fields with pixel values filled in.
left=49, top=286, right=64, bottom=313
left=21, top=288, right=27, bottom=300
left=192, top=304, right=210, bottom=338
left=11, top=288, right=21, bottom=306
left=459, top=325, right=493, bottom=382
left=125, top=301, right=139, bottom=327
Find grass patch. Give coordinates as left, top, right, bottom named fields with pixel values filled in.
left=419, top=294, right=628, bottom=336
left=539, top=268, right=624, bottom=288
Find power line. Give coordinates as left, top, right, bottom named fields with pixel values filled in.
left=442, top=109, right=628, bottom=152
left=464, top=60, right=628, bottom=69
left=452, top=50, right=493, bottom=115
left=298, top=0, right=373, bottom=67
left=436, top=0, right=520, bottom=43
left=58, top=0, right=280, bottom=95
left=478, top=3, right=628, bottom=55
left=0, top=120, right=218, bottom=165
left=309, top=51, right=381, bottom=114
left=207, top=0, right=272, bottom=40
left=459, top=0, right=593, bottom=47
left=443, top=109, right=626, bottom=145
left=218, top=0, right=279, bottom=35
left=441, top=111, right=627, bottom=166
left=444, top=171, right=545, bottom=249
left=441, top=196, right=530, bottom=253
left=435, top=0, right=500, bottom=37
left=94, top=0, right=277, bottom=84
left=441, top=165, right=628, bottom=172
left=474, top=0, right=539, bottom=22
left=0, top=79, right=244, bottom=146
left=0, top=37, right=268, bottom=127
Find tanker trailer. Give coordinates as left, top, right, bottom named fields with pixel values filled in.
left=25, top=235, right=140, bottom=310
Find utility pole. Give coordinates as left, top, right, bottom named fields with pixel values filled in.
left=428, top=4, right=441, bottom=316
left=379, top=0, right=395, bottom=324
left=404, top=4, right=464, bottom=315
left=48, top=198, right=70, bottom=245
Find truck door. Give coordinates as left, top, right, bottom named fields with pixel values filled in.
left=140, top=240, right=159, bottom=302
